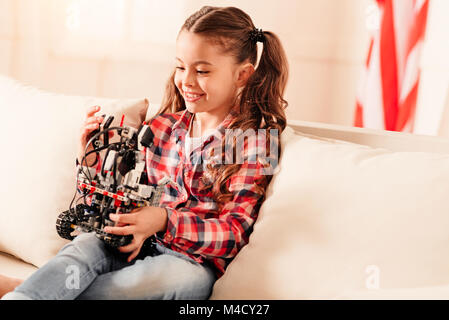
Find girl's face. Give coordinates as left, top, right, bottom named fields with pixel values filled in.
left=174, top=30, right=243, bottom=117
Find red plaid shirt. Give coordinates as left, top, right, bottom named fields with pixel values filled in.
left=145, top=108, right=276, bottom=278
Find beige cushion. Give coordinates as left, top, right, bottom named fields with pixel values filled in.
left=0, top=252, right=37, bottom=279
left=334, top=285, right=449, bottom=300
left=0, top=75, right=149, bottom=268
left=210, top=126, right=449, bottom=299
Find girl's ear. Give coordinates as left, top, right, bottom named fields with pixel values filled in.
left=236, top=63, right=255, bottom=88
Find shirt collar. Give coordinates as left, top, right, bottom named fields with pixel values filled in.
left=172, top=109, right=192, bottom=132
left=172, top=107, right=238, bottom=140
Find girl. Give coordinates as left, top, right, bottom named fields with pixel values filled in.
left=1, top=5, right=288, bottom=300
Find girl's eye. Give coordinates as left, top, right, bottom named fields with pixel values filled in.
left=175, top=67, right=209, bottom=74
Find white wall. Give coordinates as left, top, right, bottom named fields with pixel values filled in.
left=0, top=0, right=447, bottom=135
left=416, top=0, right=449, bottom=137
left=414, top=0, right=449, bottom=136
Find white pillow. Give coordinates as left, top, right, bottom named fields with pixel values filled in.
left=0, top=75, right=149, bottom=268
left=210, top=126, right=449, bottom=299
left=145, top=102, right=162, bottom=121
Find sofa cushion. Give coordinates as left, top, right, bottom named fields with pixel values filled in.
left=334, top=285, right=449, bottom=300
left=0, top=75, right=152, bottom=268
left=0, top=252, right=37, bottom=279
left=210, top=126, right=449, bottom=299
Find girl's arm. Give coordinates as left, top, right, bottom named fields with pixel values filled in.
left=160, top=160, right=271, bottom=259
left=104, top=160, right=269, bottom=262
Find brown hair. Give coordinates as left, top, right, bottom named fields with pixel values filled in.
left=158, top=6, right=289, bottom=207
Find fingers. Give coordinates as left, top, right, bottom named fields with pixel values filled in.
left=83, top=106, right=104, bottom=132
left=80, top=106, right=102, bottom=143
left=127, top=248, right=142, bottom=262
left=116, top=237, right=144, bottom=262
left=104, top=226, right=143, bottom=262
left=109, top=213, right=137, bottom=225
left=118, top=240, right=139, bottom=253
left=104, top=225, right=134, bottom=236
left=103, top=212, right=138, bottom=235
left=80, top=106, right=118, bottom=146
left=115, top=221, right=127, bottom=227
left=122, top=241, right=144, bottom=262
left=86, top=105, right=101, bottom=119
left=85, top=116, right=105, bottom=126
left=82, top=120, right=114, bottom=137
left=83, top=116, right=104, bottom=135
left=80, top=122, right=99, bottom=138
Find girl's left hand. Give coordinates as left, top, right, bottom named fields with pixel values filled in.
left=104, top=206, right=168, bottom=262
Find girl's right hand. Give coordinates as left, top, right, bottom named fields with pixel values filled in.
left=80, top=105, right=106, bottom=148
left=77, top=105, right=113, bottom=166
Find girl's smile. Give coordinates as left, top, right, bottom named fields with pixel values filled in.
left=182, top=89, right=205, bottom=103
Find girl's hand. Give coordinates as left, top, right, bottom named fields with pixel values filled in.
left=104, top=206, right=168, bottom=262
left=80, top=105, right=104, bottom=146
left=78, top=105, right=114, bottom=166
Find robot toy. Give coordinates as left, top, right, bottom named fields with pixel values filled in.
left=56, top=114, right=173, bottom=253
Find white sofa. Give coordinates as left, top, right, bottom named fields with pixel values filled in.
left=2, top=74, right=449, bottom=300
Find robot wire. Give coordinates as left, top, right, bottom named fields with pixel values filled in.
left=73, top=126, right=124, bottom=216
left=81, top=126, right=124, bottom=183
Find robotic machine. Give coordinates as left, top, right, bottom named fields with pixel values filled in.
left=56, top=114, right=173, bottom=254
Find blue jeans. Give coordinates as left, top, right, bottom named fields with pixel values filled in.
left=2, top=232, right=216, bottom=300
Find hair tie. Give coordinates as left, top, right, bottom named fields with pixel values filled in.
left=249, top=28, right=265, bottom=43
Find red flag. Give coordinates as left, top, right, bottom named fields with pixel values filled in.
left=355, top=0, right=429, bottom=132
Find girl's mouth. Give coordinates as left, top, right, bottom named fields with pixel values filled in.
left=184, top=91, right=205, bottom=102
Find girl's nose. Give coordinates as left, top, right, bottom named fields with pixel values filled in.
left=183, top=69, right=195, bottom=87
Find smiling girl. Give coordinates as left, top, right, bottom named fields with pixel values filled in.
left=1, top=6, right=288, bottom=300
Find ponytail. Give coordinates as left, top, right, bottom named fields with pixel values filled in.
left=234, top=30, right=289, bottom=133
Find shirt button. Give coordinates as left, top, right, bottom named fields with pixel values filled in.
left=165, top=234, right=173, bottom=241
